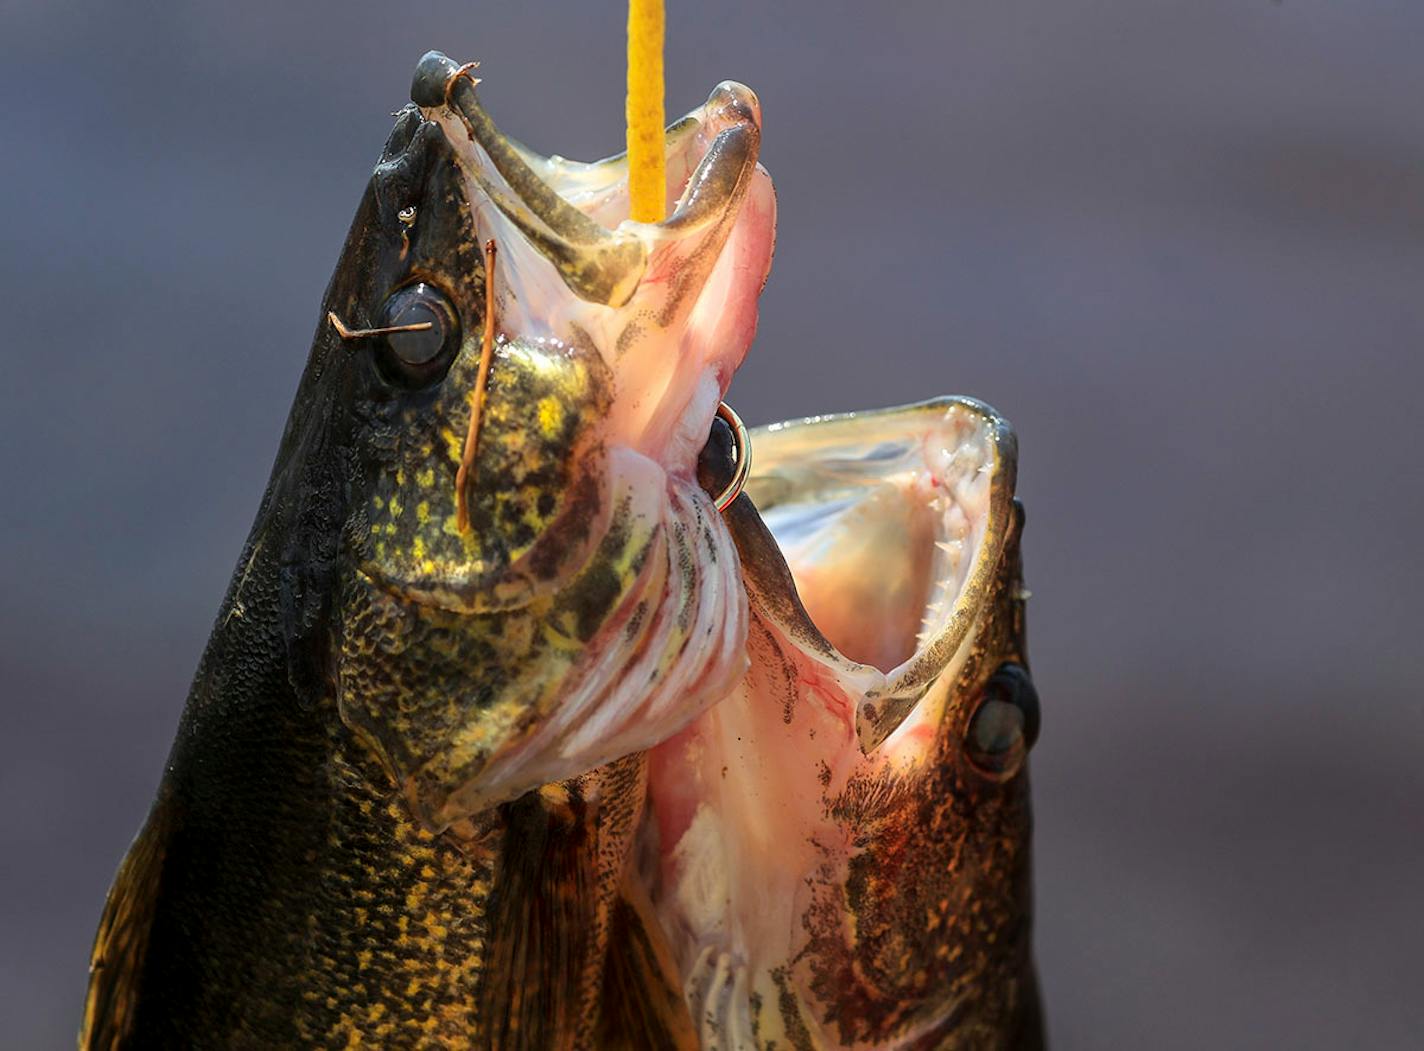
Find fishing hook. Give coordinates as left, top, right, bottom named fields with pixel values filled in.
left=444, top=61, right=482, bottom=106
left=326, top=312, right=433, bottom=341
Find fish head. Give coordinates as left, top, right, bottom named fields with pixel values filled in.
left=653, top=400, right=1042, bottom=1044
left=295, top=92, right=607, bottom=601
left=315, top=55, right=775, bottom=832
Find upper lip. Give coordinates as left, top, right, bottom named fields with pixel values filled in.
left=412, top=49, right=764, bottom=308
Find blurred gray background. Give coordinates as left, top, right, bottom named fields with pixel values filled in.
left=3, top=1, right=1422, bottom=1047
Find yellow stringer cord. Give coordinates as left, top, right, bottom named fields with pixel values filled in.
left=627, top=0, right=667, bottom=223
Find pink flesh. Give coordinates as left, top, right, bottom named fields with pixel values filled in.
left=784, top=481, right=941, bottom=671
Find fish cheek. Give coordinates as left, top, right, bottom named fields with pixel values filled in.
left=333, top=570, right=564, bottom=830
left=329, top=346, right=625, bottom=830
left=808, top=715, right=1034, bottom=1041
left=810, top=774, right=1031, bottom=1044
left=351, top=338, right=611, bottom=609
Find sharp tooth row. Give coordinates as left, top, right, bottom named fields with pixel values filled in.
left=916, top=482, right=966, bottom=647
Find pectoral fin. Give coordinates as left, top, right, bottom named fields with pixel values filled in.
left=595, top=878, right=699, bottom=1051
left=475, top=788, right=599, bottom=1051
left=80, top=796, right=172, bottom=1051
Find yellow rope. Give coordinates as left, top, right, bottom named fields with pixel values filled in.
left=626, top=0, right=666, bottom=223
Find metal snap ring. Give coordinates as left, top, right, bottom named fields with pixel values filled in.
left=713, top=401, right=752, bottom=513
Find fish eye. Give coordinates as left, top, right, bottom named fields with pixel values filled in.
left=965, top=662, right=1040, bottom=778
left=376, top=282, right=461, bottom=386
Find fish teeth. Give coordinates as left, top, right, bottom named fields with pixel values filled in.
left=935, top=539, right=963, bottom=573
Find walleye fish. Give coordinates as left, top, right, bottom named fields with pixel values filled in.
left=83, top=51, right=1041, bottom=1050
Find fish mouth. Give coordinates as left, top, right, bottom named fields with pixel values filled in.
left=645, top=400, right=1025, bottom=1048
left=742, top=397, right=1019, bottom=752
left=413, top=50, right=777, bottom=467
left=412, top=49, right=763, bottom=305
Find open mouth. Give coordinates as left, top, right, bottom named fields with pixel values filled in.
left=743, top=397, right=1018, bottom=752
left=414, top=51, right=764, bottom=303
left=414, top=50, right=776, bottom=464
left=641, top=403, right=1021, bottom=1046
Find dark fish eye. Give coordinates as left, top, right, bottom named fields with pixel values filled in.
left=377, top=282, right=460, bottom=385
left=965, top=662, right=1040, bottom=778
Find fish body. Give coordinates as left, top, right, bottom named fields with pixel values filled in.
left=83, top=52, right=1041, bottom=1050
